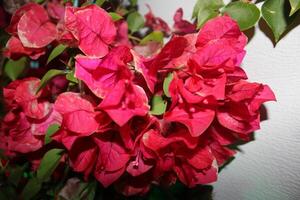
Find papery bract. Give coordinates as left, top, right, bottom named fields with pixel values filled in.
left=217, top=81, right=276, bottom=135
left=65, top=5, right=116, bottom=57
left=99, top=80, right=150, bottom=126
left=47, top=0, right=65, bottom=20
left=196, top=16, right=247, bottom=50
left=17, top=3, right=57, bottom=48
left=75, top=46, right=132, bottom=98
left=144, top=4, right=171, bottom=35
left=93, top=131, right=130, bottom=187
left=173, top=8, right=196, bottom=35
left=54, top=92, right=99, bottom=135
left=4, top=36, right=46, bottom=60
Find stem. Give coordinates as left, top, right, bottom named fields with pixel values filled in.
left=128, top=35, right=142, bottom=42
left=78, top=80, right=85, bottom=95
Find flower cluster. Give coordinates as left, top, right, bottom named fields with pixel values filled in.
left=1, top=2, right=275, bottom=197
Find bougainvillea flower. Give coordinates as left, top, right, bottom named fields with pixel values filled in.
left=144, top=4, right=171, bottom=35
left=75, top=46, right=133, bottom=98
left=16, top=3, right=56, bottom=48
left=54, top=92, right=99, bottom=135
left=3, top=78, right=52, bottom=120
left=2, top=108, right=61, bottom=154
left=192, top=41, right=246, bottom=73
left=132, top=34, right=197, bottom=92
left=4, top=36, right=46, bottom=60
left=174, top=160, right=218, bottom=187
left=6, top=3, right=41, bottom=35
left=196, top=16, right=247, bottom=50
left=93, top=131, right=130, bottom=187
left=56, top=20, right=78, bottom=47
left=69, top=137, right=98, bottom=179
left=217, top=81, right=276, bottom=135
left=143, top=130, right=218, bottom=187
left=173, top=8, right=196, bottom=35
left=13, top=78, right=52, bottom=119
left=209, top=141, right=236, bottom=166
left=99, top=80, right=149, bottom=126
left=164, top=105, right=215, bottom=137
left=65, top=5, right=116, bottom=57
left=47, top=0, right=65, bottom=20
left=114, top=20, right=132, bottom=47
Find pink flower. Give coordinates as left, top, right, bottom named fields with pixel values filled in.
left=75, top=46, right=133, bottom=98
left=54, top=92, right=99, bottom=135
left=65, top=5, right=116, bottom=57
left=1, top=78, right=62, bottom=154
left=4, top=36, right=46, bottom=60
left=16, top=3, right=56, bottom=48
left=144, top=4, right=171, bottom=35
left=98, top=80, right=150, bottom=126
left=217, top=81, right=276, bottom=136
left=173, top=8, right=196, bottom=35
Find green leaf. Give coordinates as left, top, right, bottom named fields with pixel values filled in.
left=79, top=181, right=97, bottom=200
left=36, top=149, right=64, bottom=181
left=95, top=0, right=105, bottom=6
left=222, top=1, right=260, bottom=31
left=66, top=70, right=79, bottom=84
left=21, top=177, right=42, bottom=200
left=193, top=0, right=224, bottom=28
left=289, top=0, right=300, bottom=15
left=140, top=31, right=164, bottom=45
left=150, top=95, right=167, bottom=115
left=36, top=69, right=66, bottom=93
left=47, top=44, right=67, bottom=64
left=127, top=12, right=145, bottom=33
left=44, top=124, right=60, bottom=145
left=262, top=0, right=288, bottom=42
left=34, top=0, right=45, bottom=3
left=130, top=0, right=138, bottom=6
left=109, top=12, right=123, bottom=21
left=163, top=73, right=173, bottom=97
left=4, top=57, right=27, bottom=80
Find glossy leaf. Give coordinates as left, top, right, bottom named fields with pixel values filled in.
left=163, top=73, right=173, bottom=97
left=21, top=177, right=42, bottom=200
left=4, top=57, right=27, bottom=80
left=44, top=124, right=60, bottom=145
left=262, top=0, right=288, bottom=42
left=34, top=0, right=45, bottom=4
left=36, top=69, right=66, bottom=93
left=193, top=0, right=224, bottom=28
left=140, top=31, right=164, bottom=45
left=150, top=95, right=167, bottom=115
left=109, top=12, right=123, bottom=21
left=37, top=148, right=64, bottom=181
left=47, top=44, right=67, bottom=64
left=66, top=69, right=79, bottom=84
left=222, top=1, right=260, bottom=30
left=127, top=12, right=145, bottom=33
left=289, top=0, right=300, bottom=15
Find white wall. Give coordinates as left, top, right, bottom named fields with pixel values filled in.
left=139, top=1, right=300, bottom=199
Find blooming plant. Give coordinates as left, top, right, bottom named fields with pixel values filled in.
left=0, top=0, right=283, bottom=199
